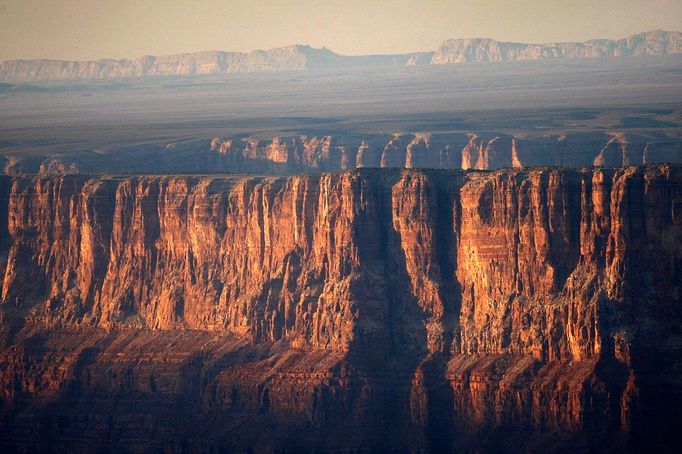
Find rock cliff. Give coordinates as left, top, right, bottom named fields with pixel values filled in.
left=0, top=45, right=431, bottom=82
left=431, top=30, right=682, bottom=64
left=8, top=131, right=680, bottom=176
left=206, top=131, right=681, bottom=172
left=1, top=30, right=679, bottom=81
left=0, top=165, right=680, bottom=451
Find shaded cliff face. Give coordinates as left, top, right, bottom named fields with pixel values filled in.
left=0, top=165, right=681, bottom=452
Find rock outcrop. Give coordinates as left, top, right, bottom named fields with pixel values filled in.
left=1, top=30, right=679, bottom=82
left=0, top=165, right=680, bottom=452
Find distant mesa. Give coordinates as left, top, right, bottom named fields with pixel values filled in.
left=431, top=29, right=681, bottom=64
left=0, top=30, right=680, bottom=82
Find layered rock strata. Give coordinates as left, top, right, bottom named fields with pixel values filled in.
left=9, top=131, right=680, bottom=176
left=1, top=30, right=679, bottom=81
left=0, top=165, right=680, bottom=452
left=208, top=131, right=681, bottom=172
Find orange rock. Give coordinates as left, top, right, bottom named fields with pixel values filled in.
left=0, top=165, right=680, bottom=451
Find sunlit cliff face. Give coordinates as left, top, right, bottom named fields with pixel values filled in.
left=0, top=165, right=680, bottom=451
left=205, top=131, right=676, bottom=171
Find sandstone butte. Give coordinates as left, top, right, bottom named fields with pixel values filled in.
left=0, top=165, right=680, bottom=452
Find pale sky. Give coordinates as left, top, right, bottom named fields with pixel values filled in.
left=1, top=0, right=681, bottom=61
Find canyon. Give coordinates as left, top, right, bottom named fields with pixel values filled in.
left=1, top=30, right=679, bottom=82
left=2, top=4, right=681, bottom=452
left=0, top=165, right=680, bottom=451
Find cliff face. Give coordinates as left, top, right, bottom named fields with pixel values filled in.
left=0, top=47, right=311, bottom=81
left=431, top=30, right=682, bottom=64
left=0, top=45, right=429, bottom=82
left=0, top=166, right=680, bottom=451
left=2, top=30, right=679, bottom=82
left=206, top=131, right=681, bottom=173
left=8, top=131, right=677, bottom=177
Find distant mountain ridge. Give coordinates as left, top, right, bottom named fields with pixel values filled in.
left=432, top=29, right=681, bottom=64
left=1, top=30, right=679, bottom=81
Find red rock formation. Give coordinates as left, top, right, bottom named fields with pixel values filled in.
left=202, top=132, right=682, bottom=175
left=4, top=131, right=680, bottom=176
left=0, top=165, right=680, bottom=452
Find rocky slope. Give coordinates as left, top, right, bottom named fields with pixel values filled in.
left=1, top=30, right=679, bottom=81
left=0, top=165, right=680, bottom=451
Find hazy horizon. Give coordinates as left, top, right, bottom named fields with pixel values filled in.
left=1, top=0, right=681, bottom=61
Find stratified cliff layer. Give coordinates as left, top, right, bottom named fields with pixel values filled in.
left=431, top=29, right=681, bottom=64
left=7, top=131, right=681, bottom=176
left=207, top=131, right=682, bottom=172
left=0, top=165, right=681, bottom=452
left=1, top=30, right=679, bottom=81
left=0, top=46, right=432, bottom=82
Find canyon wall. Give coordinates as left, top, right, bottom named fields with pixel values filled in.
left=431, top=29, right=681, bottom=64
left=0, top=46, right=432, bottom=82
left=207, top=131, right=682, bottom=172
left=1, top=30, right=679, bottom=81
left=0, top=165, right=681, bottom=451
left=7, top=131, right=681, bottom=176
